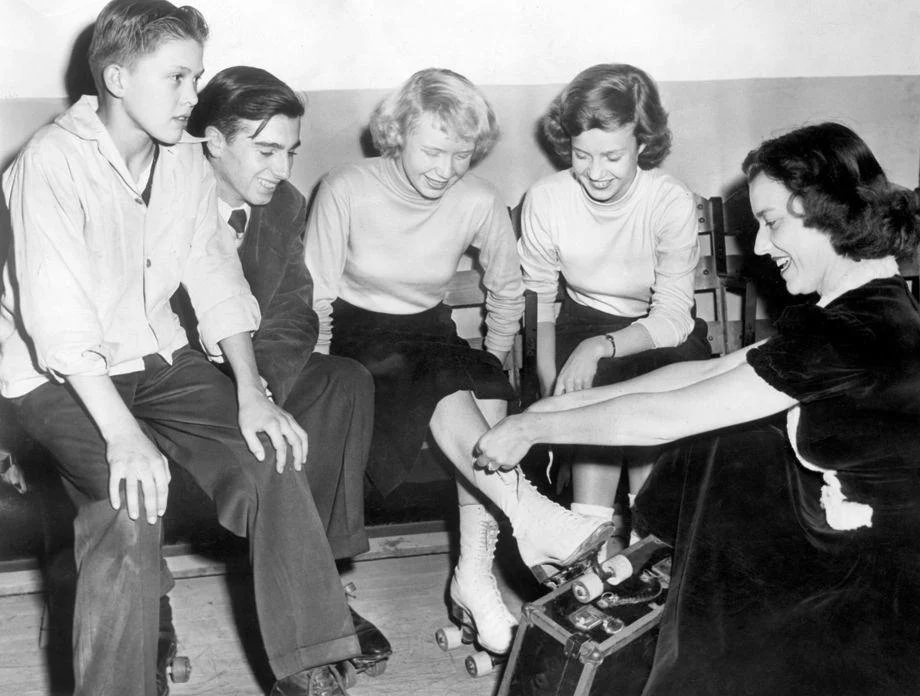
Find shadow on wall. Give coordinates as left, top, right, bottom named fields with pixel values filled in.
left=359, top=126, right=377, bottom=159
left=65, top=23, right=96, bottom=105
left=304, top=124, right=382, bottom=222
left=534, top=104, right=565, bottom=174
left=0, top=22, right=94, bottom=176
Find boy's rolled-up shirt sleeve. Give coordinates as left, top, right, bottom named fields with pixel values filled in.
left=4, top=146, right=111, bottom=379
left=182, top=172, right=260, bottom=359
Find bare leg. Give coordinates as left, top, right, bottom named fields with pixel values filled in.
left=429, top=391, right=500, bottom=484
left=572, top=459, right=622, bottom=508
left=572, top=453, right=631, bottom=554
left=428, top=393, right=515, bottom=652
left=429, top=391, right=613, bottom=581
left=447, top=394, right=506, bottom=507
left=628, top=460, right=654, bottom=497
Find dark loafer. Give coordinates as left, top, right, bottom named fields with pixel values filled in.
left=350, top=606, right=392, bottom=660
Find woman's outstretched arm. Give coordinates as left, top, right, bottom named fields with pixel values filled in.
left=527, top=341, right=765, bottom=413
left=476, top=358, right=794, bottom=469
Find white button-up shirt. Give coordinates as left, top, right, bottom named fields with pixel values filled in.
left=0, top=96, right=260, bottom=397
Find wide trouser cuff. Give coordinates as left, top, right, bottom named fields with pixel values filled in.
left=271, top=634, right=362, bottom=679
left=328, top=529, right=370, bottom=560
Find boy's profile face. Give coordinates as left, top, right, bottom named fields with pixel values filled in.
left=209, top=115, right=302, bottom=207
left=118, top=37, right=204, bottom=145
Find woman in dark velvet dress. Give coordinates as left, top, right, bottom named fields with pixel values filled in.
left=475, top=122, right=920, bottom=695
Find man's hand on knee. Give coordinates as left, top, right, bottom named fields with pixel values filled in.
left=237, top=389, right=308, bottom=473
left=106, top=430, right=170, bottom=525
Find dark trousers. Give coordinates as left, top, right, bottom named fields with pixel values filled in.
left=281, top=352, right=373, bottom=559
left=14, top=347, right=359, bottom=696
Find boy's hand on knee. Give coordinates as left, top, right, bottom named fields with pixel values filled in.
left=238, top=391, right=308, bottom=472
left=106, top=430, right=170, bottom=525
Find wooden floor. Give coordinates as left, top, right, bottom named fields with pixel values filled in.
left=0, top=540, right=544, bottom=696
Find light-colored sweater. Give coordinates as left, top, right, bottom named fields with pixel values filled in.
left=305, top=156, right=523, bottom=354
left=518, top=167, right=699, bottom=348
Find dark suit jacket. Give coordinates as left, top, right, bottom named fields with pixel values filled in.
left=238, top=180, right=319, bottom=406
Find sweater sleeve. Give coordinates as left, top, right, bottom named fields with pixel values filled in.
left=303, top=177, right=350, bottom=354
left=632, top=183, right=699, bottom=347
left=472, top=194, right=524, bottom=354
left=518, top=188, right=561, bottom=324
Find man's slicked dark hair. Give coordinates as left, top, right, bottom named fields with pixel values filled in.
left=187, top=66, right=305, bottom=148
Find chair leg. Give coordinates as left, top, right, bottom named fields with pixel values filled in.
left=742, top=279, right=758, bottom=347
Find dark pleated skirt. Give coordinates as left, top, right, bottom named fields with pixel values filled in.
left=330, top=298, right=515, bottom=496
left=554, top=297, right=711, bottom=383
left=552, top=298, right=712, bottom=467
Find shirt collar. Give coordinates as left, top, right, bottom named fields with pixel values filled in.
left=217, top=198, right=251, bottom=226
left=57, top=95, right=205, bottom=151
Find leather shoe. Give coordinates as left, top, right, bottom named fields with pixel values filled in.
left=350, top=606, right=392, bottom=660
left=270, top=665, right=347, bottom=696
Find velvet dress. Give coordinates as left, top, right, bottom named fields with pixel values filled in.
left=635, top=276, right=920, bottom=695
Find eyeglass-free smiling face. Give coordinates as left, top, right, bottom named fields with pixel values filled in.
left=570, top=124, right=645, bottom=203
left=750, top=172, right=841, bottom=297
left=208, top=114, right=301, bottom=207
left=397, top=112, right=475, bottom=200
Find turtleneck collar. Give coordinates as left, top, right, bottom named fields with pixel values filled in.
left=576, top=166, right=645, bottom=214
left=380, top=155, right=441, bottom=206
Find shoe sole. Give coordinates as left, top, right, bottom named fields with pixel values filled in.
left=447, top=600, right=513, bottom=655
left=529, top=521, right=616, bottom=585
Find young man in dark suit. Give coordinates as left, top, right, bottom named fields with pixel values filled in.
left=185, top=66, right=390, bottom=693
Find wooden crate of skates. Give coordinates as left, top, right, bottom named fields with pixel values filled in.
left=497, top=536, right=671, bottom=696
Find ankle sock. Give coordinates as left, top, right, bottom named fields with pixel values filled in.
left=570, top=502, right=615, bottom=520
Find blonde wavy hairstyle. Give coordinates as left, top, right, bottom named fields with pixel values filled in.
left=369, top=68, right=499, bottom=163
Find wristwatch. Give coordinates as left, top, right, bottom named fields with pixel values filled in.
left=604, top=333, right=617, bottom=358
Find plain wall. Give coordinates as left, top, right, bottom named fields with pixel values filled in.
left=5, top=75, right=918, bottom=210
left=1, top=0, right=918, bottom=329
left=2, top=1, right=918, bottom=199
left=3, top=0, right=919, bottom=96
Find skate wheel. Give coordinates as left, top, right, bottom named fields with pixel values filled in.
left=364, top=658, right=387, bottom=677
left=572, top=571, right=604, bottom=604
left=465, top=650, right=494, bottom=677
left=435, top=624, right=464, bottom=651
left=169, top=655, right=191, bottom=683
left=339, top=660, right=357, bottom=688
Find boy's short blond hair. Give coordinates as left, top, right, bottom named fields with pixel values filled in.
left=88, top=0, right=208, bottom=94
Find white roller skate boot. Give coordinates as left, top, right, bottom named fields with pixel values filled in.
left=480, top=469, right=614, bottom=586
left=448, top=504, right=517, bottom=654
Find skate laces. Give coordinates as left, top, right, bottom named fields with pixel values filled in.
left=454, top=521, right=515, bottom=628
